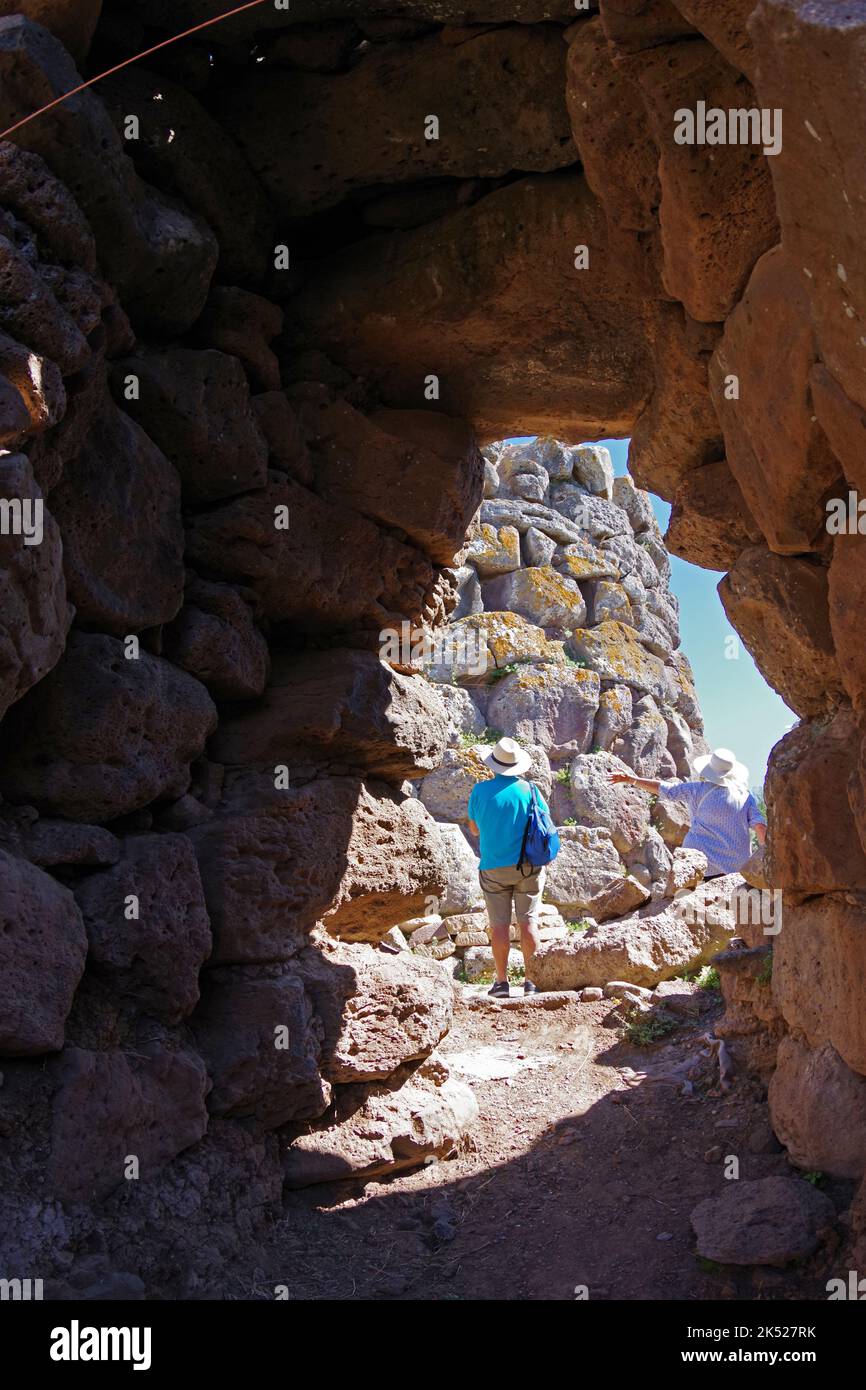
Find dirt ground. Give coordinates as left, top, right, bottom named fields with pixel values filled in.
left=228, top=986, right=852, bottom=1302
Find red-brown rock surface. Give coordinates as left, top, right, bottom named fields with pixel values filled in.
left=0, top=18, right=218, bottom=332
left=222, top=26, right=575, bottom=218
left=290, top=171, right=656, bottom=441
left=0, top=632, right=217, bottom=821
left=765, top=706, right=866, bottom=892
left=773, top=894, right=866, bottom=1078
left=0, top=847, right=86, bottom=1055
left=718, top=547, right=843, bottom=717
left=1, top=0, right=865, bottom=1287
left=709, top=247, right=841, bottom=554
left=750, top=0, right=866, bottom=416
left=75, top=833, right=212, bottom=1024
left=211, top=648, right=449, bottom=781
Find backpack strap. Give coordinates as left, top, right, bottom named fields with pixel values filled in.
left=517, top=782, right=538, bottom=875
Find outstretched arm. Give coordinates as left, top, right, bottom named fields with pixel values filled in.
left=608, top=771, right=661, bottom=794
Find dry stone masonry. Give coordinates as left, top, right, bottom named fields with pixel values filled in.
left=0, top=0, right=865, bottom=1293
left=395, top=437, right=715, bottom=982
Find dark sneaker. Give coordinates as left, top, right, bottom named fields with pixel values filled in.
left=488, top=980, right=510, bottom=998
left=524, top=980, right=538, bottom=995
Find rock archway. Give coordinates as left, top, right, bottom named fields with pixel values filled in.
left=1, top=0, right=865, bottom=1296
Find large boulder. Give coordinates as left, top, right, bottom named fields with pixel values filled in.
left=585, top=579, right=633, bottom=627
left=612, top=472, right=656, bottom=535
left=189, top=779, right=448, bottom=960
left=594, top=683, right=635, bottom=751
left=309, top=401, right=484, bottom=565
left=0, top=453, right=72, bottom=720
left=112, top=349, right=269, bottom=506
left=163, top=575, right=269, bottom=702
left=0, top=1, right=102, bottom=64
left=48, top=1046, right=210, bottom=1202
left=549, top=485, right=629, bottom=540
left=486, top=663, right=600, bottom=760
left=568, top=621, right=667, bottom=702
left=466, top=522, right=522, bottom=579
left=632, top=38, right=778, bottom=323
left=0, top=807, right=119, bottom=868
left=222, top=25, right=575, bottom=218
left=566, top=751, right=652, bottom=854
left=418, top=745, right=488, bottom=825
left=810, top=362, right=866, bottom=498
left=709, top=247, right=840, bottom=555
left=0, top=632, right=218, bottom=822
left=481, top=566, right=586, bottom=633
left=566, top=15, right=660, bottom=236
left=629, top=306, right=724, bottom=504
left=290, top=171, right=655, bottom=442
left=750, top=0, right=866, bottom=417
left=554, top=536, right=619, bottom=584
left=293, top=939, right=453, bottom=1084
left=185, top=478, right=440, bottom=634
left=283, top=1065, right=478, bottom=1188
left=611, top=694, right=669, bottom=777
left=542, top=825, right=623, bottom=915
left=765, top=707, right=866, bottom=892
left=192, top=965, right=329, bottom=1133
left=666, top=460, right=762, bottom=571
left=0, top=848, right=86, bottom=1056
left=589, top=875, right=651, bottom=923
left=74, top=833, right=212, bottom=1025
left=481, top=497, right=586, bottom=546
left=196, top=288, right=283, bottom=392
left=718, top=546, right=843, bottom=718
left=828, top=531, right=866, bottom=713
left=435, top=822, right=482, bottom=917
left=99, top=66, right=275, bottom=285
left=533, top=873, right=743, bottom=989
left=211, top=649, right=449, bottom=782
left=49, top=397, right=185, bottom=634
left=0, top=17, right=218, bottom=332
left=0, top=330, right=64, bottom=445
left=769, top=1035, right=866, bottom=1179
left=425, top=611, right=566, bottom=685
left=691, top=1177, right=835, bottom=1268
left=437, top=684, right=486, bottom=742
left=773, top=894, right=866, bottom=1078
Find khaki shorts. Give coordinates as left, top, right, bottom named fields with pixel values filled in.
left=479, top=864, right=546, bottom=930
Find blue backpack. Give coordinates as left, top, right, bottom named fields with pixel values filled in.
left=518, top=783, right=560, bottom=872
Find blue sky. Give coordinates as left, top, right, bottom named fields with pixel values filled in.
left=509, top=437, right=794, bottom=788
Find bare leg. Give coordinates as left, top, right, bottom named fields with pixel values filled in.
left=518, top=918, right=541, bottom=983
left=490, top=921, right=511, bottom=983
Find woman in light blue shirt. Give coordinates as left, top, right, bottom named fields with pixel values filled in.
left=609, top=747, right=766, bottom=878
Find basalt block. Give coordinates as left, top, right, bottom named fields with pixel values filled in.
left=0, top=848, right=87, bottom=1056
left=0, top=17, right=218, bottom=333
left=0, top=632, right=218, bottom=821
left=211, top=648, right=448, bottom=781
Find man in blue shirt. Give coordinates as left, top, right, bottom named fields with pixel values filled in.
left=609, top=747, right=766, bottom=877
left=467, top=736, right=551, bottom=998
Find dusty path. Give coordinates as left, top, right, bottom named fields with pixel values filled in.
left=226, top=988, right=851, bottom=1302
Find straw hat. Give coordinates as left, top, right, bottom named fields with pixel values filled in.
left=482, top=736, right=533, bottom=778
left=692, top=747, right=748, bottom=787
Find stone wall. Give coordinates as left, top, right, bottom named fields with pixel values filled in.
left=1, top=0, right=866, bottom=1287
left=394, top=436, right=708, bottom=975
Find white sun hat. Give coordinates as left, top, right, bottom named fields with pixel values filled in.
left=482, top=736, right=533, bottom=778
left=692, top=747, right=749, bottom=787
